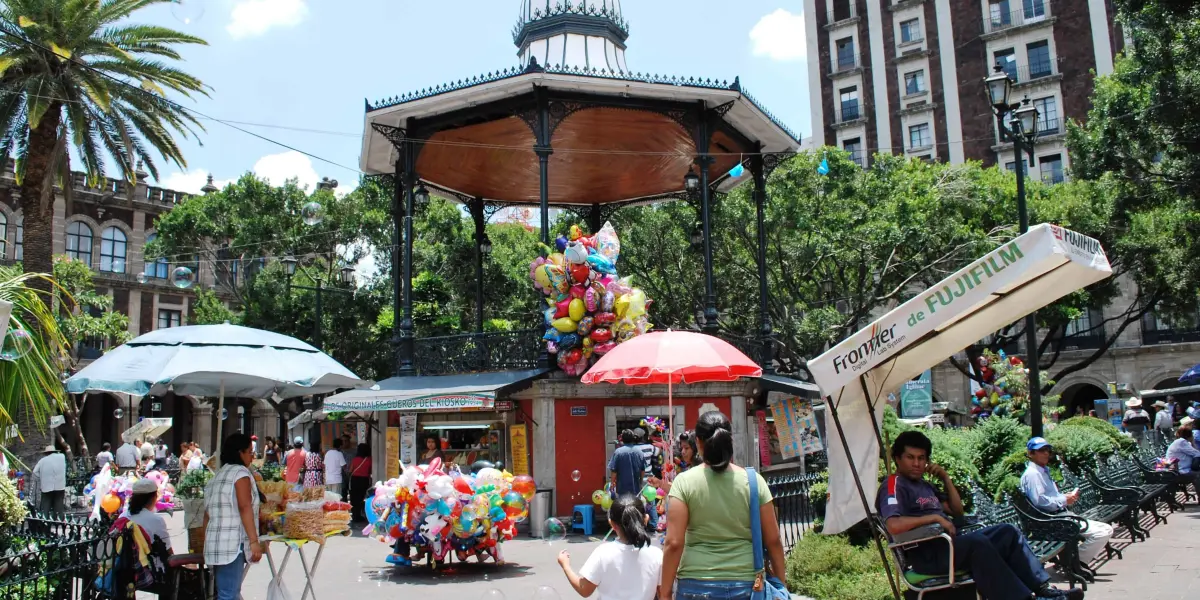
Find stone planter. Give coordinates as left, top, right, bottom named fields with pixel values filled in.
left=180, top=498, right=206, bottom=553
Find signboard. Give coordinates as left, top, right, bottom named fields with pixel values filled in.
left=386, top=427, right=401, bottom=480
left=900, top=370, right=933, bottom=418
left=495, top=401, right=514, bottom=412
left=398, top=414, right=417, bottom=468
left=151, top=402, right=162, bottom=413
left=756, top=410, right=772, bottom=467
left=1106, top=397, right=1124, bottom=428
left=768, top=392, right=825, bottom=459
left=570, top=406, right=587, bottom=417
left=509, top=423, right=530, bottom=476
left=326, top=394, right=495, bottom=412
left=357, top=422, right=368, bottom=444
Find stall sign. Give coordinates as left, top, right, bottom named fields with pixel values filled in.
left=509, top=423, right=530, bottom=476
left=151, top=402, right=162, bottom=413
left=570, top=406, right=587, bottom=416
left=495, top=401, right=514, bottom=412
left=756, top=410, right=771, bottom=467
left=386, top=427, right=401, bottom=479
left=900, top=370, right=933, bottom=418
left=1106, top=397, right=1124, bottom=428
left=398, top=414, right=417, bottom=468
left=768, top=392, right=824, bottom=460
left=395, top=395, right=495, bottom=411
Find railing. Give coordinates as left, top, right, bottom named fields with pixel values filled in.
left=846, top=149, right=866, bottom=167
left=831, top=52, right=861, bottom=74
left=715, top=332, right=766, bottom=366
left=1143, top=327, right=1200, bottom=346
left=766, top=470, right=827, bottom=552
left=1035, top=117, right=1061, bottom=137
left=413, top=329, right=544, bottom=376
left=834, top=103, right=864, bottom=124
left=827, top=3, right=857, bottom=24
left=1012, top=60, right=1058, bottom=83
left=984, top=3, right=1052, bottom=34
left=0, top=513, right=111, bottom=600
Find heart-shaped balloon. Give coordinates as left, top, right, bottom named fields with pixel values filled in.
left=555, top=298, right=571, bottom=319
left=570, top=264, right=591, bottom=284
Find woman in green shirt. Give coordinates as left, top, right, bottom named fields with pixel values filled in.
left=660, top=411, right=787, bottom=600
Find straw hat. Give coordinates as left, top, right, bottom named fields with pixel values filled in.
left=41, top=444, right=57, bottom=454
left=1182, top=417, right=1195, bottom=427
left=1153, top=400, right=1168, bottom=408
left=1125, top=398, right=1142, bottom=408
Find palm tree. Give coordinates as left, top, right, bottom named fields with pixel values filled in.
left=0, top=267, right=70, bottom=461
left=0, top=0, right=208, bottom=294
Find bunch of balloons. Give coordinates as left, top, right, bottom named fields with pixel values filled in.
left=971, top=349, right=1030, bottom=420
left=364, top=459, right=532, bottom=566
left=84, top=465, right=176, bottom=519
left=530, top=222, right=652, bottom=376
left=590, top=482, right=665, bottom=522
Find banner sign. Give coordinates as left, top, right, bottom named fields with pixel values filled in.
left=386, top=427, right=401, bottom=480
left=344, top=394, right=496, bottom=412
left=398, top=414, right=417, bottom=468
left=509, top=423, right=530, bottom=476
left=768, top=392, right=824, bottom=459
left=900, top=370, right=934, bottom=418
left=756, top=410, right=772, bottom=467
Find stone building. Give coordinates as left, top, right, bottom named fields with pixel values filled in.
left=0, top=162, right=275, bottom=457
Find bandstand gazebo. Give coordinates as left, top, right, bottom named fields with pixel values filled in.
left=345, top=0, right=819, bottom=512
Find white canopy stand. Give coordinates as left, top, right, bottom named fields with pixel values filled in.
left=809, top=224, right=1112, bottom=537
left=122, top=418, right=173, bottom=444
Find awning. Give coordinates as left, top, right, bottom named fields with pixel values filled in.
left=758, top=374, right=823, bottom=399
left=122, top=418, right=172, bottom=444
left=808, top=224, right=1113, bottom=534
left=323, top=369, right=549, bottom=412
left=1141, top=384, right=1200, bottom=399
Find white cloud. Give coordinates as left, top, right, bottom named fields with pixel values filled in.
left=749, top=8, right=807, bottom=62
left=227, top=0, right=308, bottom=39
left=252, top=151, right=320, bottom=190
left=157, top=169, right=231, bottom=195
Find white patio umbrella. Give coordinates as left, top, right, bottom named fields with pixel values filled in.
left=66, top=322, right=371, bottom=448
left=808, top=224, right=1112, bottom=535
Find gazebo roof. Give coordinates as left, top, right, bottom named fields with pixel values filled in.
left=360, top=64, right=802, bottom=207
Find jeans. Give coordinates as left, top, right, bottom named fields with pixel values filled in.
left=677, top=579, right=756, bottom=600
left=909, top=524, right=1049, bottom=600
left=213, top=552, right=246, bottom=600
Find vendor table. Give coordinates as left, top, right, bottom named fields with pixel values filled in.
left=251, top=530, right=349, bottom=600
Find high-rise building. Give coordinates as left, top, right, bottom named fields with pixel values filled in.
left=804, top=0, right=1130, bottom=182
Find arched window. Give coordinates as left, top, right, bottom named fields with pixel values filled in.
left=0, top=212, right=7, bottom=260
left=14, top=217, right=22, bottom=261
left=144, top=233, right=169, bottom=279
left=66, top=222, right=93, bottom=266
left=99, top=227, right=127, bottom=273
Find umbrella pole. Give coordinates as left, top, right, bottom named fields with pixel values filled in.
left=859, top=375, right=892, bottom=476
left=215, top=379, right=225, bottom=463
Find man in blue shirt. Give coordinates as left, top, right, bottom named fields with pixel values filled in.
left=878, top=431, right=1082, bottom=600
left=608, top=429, right=646, bottom=498
left=1020, top=437, right=1113, bottom=564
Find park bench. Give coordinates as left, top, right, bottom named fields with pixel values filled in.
left=968, top=487, right=1086, bottom=588
left=1095, top=454, right=1180, bottom=516
left=1060, top=465, right=1145, bottom=542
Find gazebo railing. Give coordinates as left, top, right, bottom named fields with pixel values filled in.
left=0, top=513, right=111, bottom=600
left=414, top=329, right=544, bottom=376
left=766, top=470, right=828, bottom=552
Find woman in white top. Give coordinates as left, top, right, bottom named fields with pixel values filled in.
left=121, top=478, right=172, bottom=567
left=204, top=433, right=263, bottom=600
left=557, top=494, right=663, bottom=600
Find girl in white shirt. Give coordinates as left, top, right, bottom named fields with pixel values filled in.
left=557, top=494, right=663, bottom=600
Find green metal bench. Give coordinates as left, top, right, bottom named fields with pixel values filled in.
left=969, top=487, right=1075, bottom=585
left=1096, top=454, right=1179, bottom=516
left=1061, top=465, right=1145, bottom=542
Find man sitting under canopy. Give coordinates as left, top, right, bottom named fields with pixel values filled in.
left=878, top=431, right=1083, bottom=600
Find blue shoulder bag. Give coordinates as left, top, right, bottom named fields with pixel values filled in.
left=748, top=467, right=790, bottom=600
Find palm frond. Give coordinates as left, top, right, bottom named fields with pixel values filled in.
left=0, top=268, right=70, bottom=439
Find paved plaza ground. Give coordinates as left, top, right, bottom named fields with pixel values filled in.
left=154, top=501, right=1200, bottom=600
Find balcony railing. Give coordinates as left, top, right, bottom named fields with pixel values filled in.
left=827, top=3, right=857, bottom=24
left=1013, top=60, right=1058, bottom=83
left=1143, top=328, right=1200, bottom=346
left=1036, top=117, right=1061, bottom=137
left=846, top=149, right=865, bottom=167
left=984, top=3, right=1051, bottom=34
left=834, top=104, right=864, bottom=124
left=413, top=328, right=544, bottom=376
left=831, top=52, right=861, bottom=74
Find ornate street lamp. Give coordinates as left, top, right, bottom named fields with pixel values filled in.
left=683, top=170, right=700, bottom=193
left=984, top=64, right=1013, bottom=110
left=282, top=255, right=298, bottom=277
left=479, top=233, right=493, bottom=255
left=339, top=265, right=356, bottom=285
left=414, top=183, right=430, bottom=207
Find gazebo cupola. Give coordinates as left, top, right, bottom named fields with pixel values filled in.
left=514, top=0, right=629, bottom=71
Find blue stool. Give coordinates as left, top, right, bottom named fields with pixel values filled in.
left=572, top=504, right=594, bottom=535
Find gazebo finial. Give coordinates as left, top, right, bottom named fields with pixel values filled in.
left=514, top=0, right=628, bottom=72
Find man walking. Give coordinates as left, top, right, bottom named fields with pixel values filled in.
left=115, top=438, right=140, bottom=472
left=325, top=439, right=347, bottom=496
left=1020, top=437, right=1113, bottom=564
left=1153, top=400, right=1174, bottom=440
left=609, top=429, right=646, bottom=499
left=33, top=444, right=67, bottom=514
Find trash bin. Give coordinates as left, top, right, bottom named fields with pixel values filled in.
left=529, top=488, right=553, bottom=538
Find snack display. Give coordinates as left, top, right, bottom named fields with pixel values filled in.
left=285, top=500, right=326, bottom=543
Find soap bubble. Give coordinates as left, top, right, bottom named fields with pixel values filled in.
left=113, top=408, right=124, bottom=419
left=480, top=589, right=506, bottom=600
left=570, top=469, right=581, bottom=482
left=301, top=201, right=324, bottom=226
left=136, top=272, right=147, bottom=284
left=0, top=328, right=34, bottom=361
left=170, top=0, right=204, bottom=25
left=544, top=517, right=567, bottom=543
left=532, top=586, right=561, bottom=600
left=220, top=408, right=228, bottom=421
left=171, top=266, right=195, bottom=289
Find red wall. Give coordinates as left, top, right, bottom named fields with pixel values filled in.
left=551, top=397, right=731, bottom=516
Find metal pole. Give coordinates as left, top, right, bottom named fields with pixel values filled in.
left=697, top=105, right=718, bottom=333
left=398, top=122, right=417, bottom=376
left=751, top=151, right=773, bottom=370
left=472, top=198, right=486, bottom=334
left=390, top=158, right=404, bottom=377
left=1013, top=133, right=1043, bottom=437
left=313, top=279, right=323, bottom=351
left=535, top=88, right=552, bottom=369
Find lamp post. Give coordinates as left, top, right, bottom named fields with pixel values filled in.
left=282, top=256, right=356, bottom=352
left=984, top=64, right=1045, bottom=435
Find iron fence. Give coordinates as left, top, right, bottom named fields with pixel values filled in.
left=766, top=470, right=828, bottom=552
left=0, top=514, right=111, bottom=600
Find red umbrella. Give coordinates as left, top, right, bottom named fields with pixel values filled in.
left=582, top=331, right=763, bottom=473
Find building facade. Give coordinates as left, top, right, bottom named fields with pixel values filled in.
left=805, top=0, right=1129, bottom=180
left=0, top=163, right=274, bottom=456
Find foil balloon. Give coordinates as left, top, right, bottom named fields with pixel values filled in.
left=568, top=298, right=586, bottom=321
left=564, top=241, right=589, bottom=265
left=570, top=264, right=590, bottom=284
left=554, top=297, right=571, bottom=319
left=558, top=333, right=581, bottom=350
left=595, top=221, right=621, bottom=262
left=577, top=316, right=595, bottom=337
left=548, top=253, right=567, bottom=267
left=552, top=318, right=578, bottom=333
left=568, top=224, right=584, bottom=241
left=555, top=235, right=569, bottom=251
left=586, top=253, right=616, bottom=274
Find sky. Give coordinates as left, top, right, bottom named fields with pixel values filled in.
left=135, top=0, right=811, bottom=196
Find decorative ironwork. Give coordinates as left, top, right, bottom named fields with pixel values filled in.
left=548, top=99, right=590, bottom=136
left=512, top=1, right=630, bottom=42
left=0, top=513, right=112, bottom=600
left=516, top=106, right=541, bottom=138
left=712, top=100, right=736, bottom=118
left=765, top=470, right=827, bottom=552
left=413, top=329, right=544, bottom=376
left=371, top=123, right=408, bottom=148
left=763, top=152, right=797, bottom=177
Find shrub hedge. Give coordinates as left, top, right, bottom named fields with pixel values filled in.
left=786, top=532, right=896, bottom=600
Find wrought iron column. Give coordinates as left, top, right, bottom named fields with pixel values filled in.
left=470, top=197, right=487, bottom=334
left=1013, top=136, right=1042, bottom=436
left=390, top=158, right=404, bottom=376
left=750, top=152, right=774, bottom=372
left=585, top=204, right=602, bottom=235
left=535, top=88, right=553, bottom=367
left=398, top=122, right=418, bottom=376
left=695, top=104, right=719, bottom=334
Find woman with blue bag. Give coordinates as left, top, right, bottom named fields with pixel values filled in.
left=660, top=411, right=789, bottom=600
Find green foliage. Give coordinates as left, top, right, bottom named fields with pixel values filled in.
left=192, top=289, right=239, bottom=326
left=52, top=256, right=131, bottom=364
left=176, top=468, right=213, bottom=499
left=925, top=427, right=979, bottom=509
left=968, top=416, right=1031, bottom=483
left=785, top=533, right=895, bottom=600
left=986, top=450, right=1031, bottom=502
left=258, top=463, right=283, bottom=483
left=1058, top=416, right=1136, bottom=454
left=1046, top=422, right=1117, bottom=472
left=808, top=480, right=828, bottom=519
left=0, top=267, right=68, bottom=439
left=0, top=473, right=28, bottom=529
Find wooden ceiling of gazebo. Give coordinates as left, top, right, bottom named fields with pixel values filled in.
left=415, top=107, right=746, bottom=205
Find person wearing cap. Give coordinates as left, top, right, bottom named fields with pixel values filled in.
left=1153, top=400, right=1174, bottom=437
left=33, top=443, right=67, bottom=514
left=1122, top=398, right=1151, bottom=447
left=1020, top=437, right=1113, bottom=564
left=120, top=477, right=172, bottom=562
left=284, top=437, right=307, bottom=485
